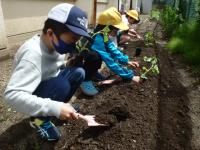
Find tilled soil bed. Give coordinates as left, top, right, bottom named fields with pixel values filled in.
left=0, top=22, right=192, bottom=150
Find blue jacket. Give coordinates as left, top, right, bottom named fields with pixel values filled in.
left=91, top=34, right=134, bottom=80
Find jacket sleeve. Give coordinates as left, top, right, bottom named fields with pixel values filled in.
left=4, top=59, right=64, bottom=118
left=106, top=39, right=129, bottom=64
left=91, top=34, right=134, bottom=80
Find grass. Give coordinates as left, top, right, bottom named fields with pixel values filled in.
left=161, top=5, right=184, bottom=38
left=167, top=21, right=200, bottom=75
left=167, top=21, right=200, bottom=66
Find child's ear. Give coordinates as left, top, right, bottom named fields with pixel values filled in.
left=46, top=29, right=54, bottom=36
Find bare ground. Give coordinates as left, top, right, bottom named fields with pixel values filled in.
left=0, top=19, right=199, bottom=150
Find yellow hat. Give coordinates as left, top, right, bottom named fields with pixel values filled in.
left=97, top=7, right=129, bottom=30
left=126, top=10, right=139, bottom=21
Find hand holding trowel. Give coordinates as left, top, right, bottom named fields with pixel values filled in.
left=76, top=113, right=107, bottom=127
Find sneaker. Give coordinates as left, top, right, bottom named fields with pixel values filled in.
left=30, top=118, right=61, bottom=141
left=93, top=72, right=107, bottom=81
left=80, top=81, right=99, bottom=96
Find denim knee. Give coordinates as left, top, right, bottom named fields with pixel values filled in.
left=53, top=77, right=71, bottom=101
left=72, top=67, right=85, bottom=83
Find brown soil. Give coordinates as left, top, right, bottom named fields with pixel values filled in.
left=0, top=22, right=192, bottom=150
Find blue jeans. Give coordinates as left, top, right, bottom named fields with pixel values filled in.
left=33, top=67, right=85, bottom=119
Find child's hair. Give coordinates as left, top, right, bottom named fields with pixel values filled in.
left=42, top=19, right=70, bottom=36
left=94, top=24, right=118, bottom=33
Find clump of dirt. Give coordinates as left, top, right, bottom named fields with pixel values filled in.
left=91, top=104, right=131, bottom=127
left=95, top=114, right=117, bottom=127
left=108, top=104, right=130, bottom=121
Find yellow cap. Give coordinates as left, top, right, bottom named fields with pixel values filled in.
left=97, top=7, right=129, bottom=30
left=126, top=10, right=139, bottom=21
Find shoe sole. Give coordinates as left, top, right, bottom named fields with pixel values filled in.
left=80, top=86, right=99, bottom=96
left=80, top=88, right=98, bottom=96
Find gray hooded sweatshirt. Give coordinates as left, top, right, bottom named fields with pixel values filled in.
left=4, top=35, right=66, bottom=118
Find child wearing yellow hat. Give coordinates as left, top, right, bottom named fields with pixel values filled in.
left=126, top=10, right=140, bottom=25
left=79, top=7, right=141, bottom=96
left=119, top=9, right=141, bottom=46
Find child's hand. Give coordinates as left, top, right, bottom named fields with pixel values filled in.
left=136, top=34, right=142, bottom=39
left=119, top=35, right=131, bottom=44
left=59, top=103, right=79, bottom=120
left=128, top=61, right=139, bottom=68
left=132, top=76, right=141, bottom=83
left=98, top=75, right=122, bottom=85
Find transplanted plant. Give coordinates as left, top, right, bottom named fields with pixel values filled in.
left=150, top=9, right=161, bottom=21
left=140, top=56, right=159, bottom=80
left=144, top=31, right=155, bottom=47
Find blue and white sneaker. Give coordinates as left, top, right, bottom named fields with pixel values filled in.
left=80, top=81, right=99, bottom=96
left=30, top=118, right=61, bottom=141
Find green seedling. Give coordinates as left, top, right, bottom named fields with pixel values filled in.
left=150, top=9, right=161, bottom=21
left=144, top=31, right=155, bottom=47
left=140, top=56, right=159, bottom=80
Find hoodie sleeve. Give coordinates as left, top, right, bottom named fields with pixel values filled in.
left=4, top=59, right=64, bottom=118
left=106, top=39, right=129, bottom=64
left=91, top=34, right=134, bottom=80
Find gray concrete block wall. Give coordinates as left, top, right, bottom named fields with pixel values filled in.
left=0, top=0, right=7, bottom=50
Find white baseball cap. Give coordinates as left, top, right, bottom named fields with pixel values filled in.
left=48, top=3, right=90, bottom=38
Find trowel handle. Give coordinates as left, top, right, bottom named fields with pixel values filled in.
left=75, top=113, right=87, bottom=121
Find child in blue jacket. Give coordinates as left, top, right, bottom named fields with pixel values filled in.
left=80, top=7, right=141, bottom=96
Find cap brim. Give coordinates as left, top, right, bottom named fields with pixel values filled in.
left=66, top=24, right=90, bottom=38
left=114, top=22, right=129, bottom=30
left=126, top=12, right=139, bottom=21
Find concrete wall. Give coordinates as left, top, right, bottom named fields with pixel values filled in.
left=75, top=0, right=93, bottom=26
left=96, top=0, right=118, bottom=19
left=0, top=0, right=118, bottom=51
left=131, top=0, right=153, bottom=14
left=1, top=0, right=74, bottom=37
left=0, top=0, right=7, bottom=49
left=74, top=0, right=118, bottom=24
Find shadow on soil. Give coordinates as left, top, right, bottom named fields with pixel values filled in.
left=155, top=43, right=192, bottom=150
left=0, top=119, right=57, bottom=150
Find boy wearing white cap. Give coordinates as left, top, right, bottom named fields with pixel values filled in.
left=4, top=3, right=89, bottom=141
